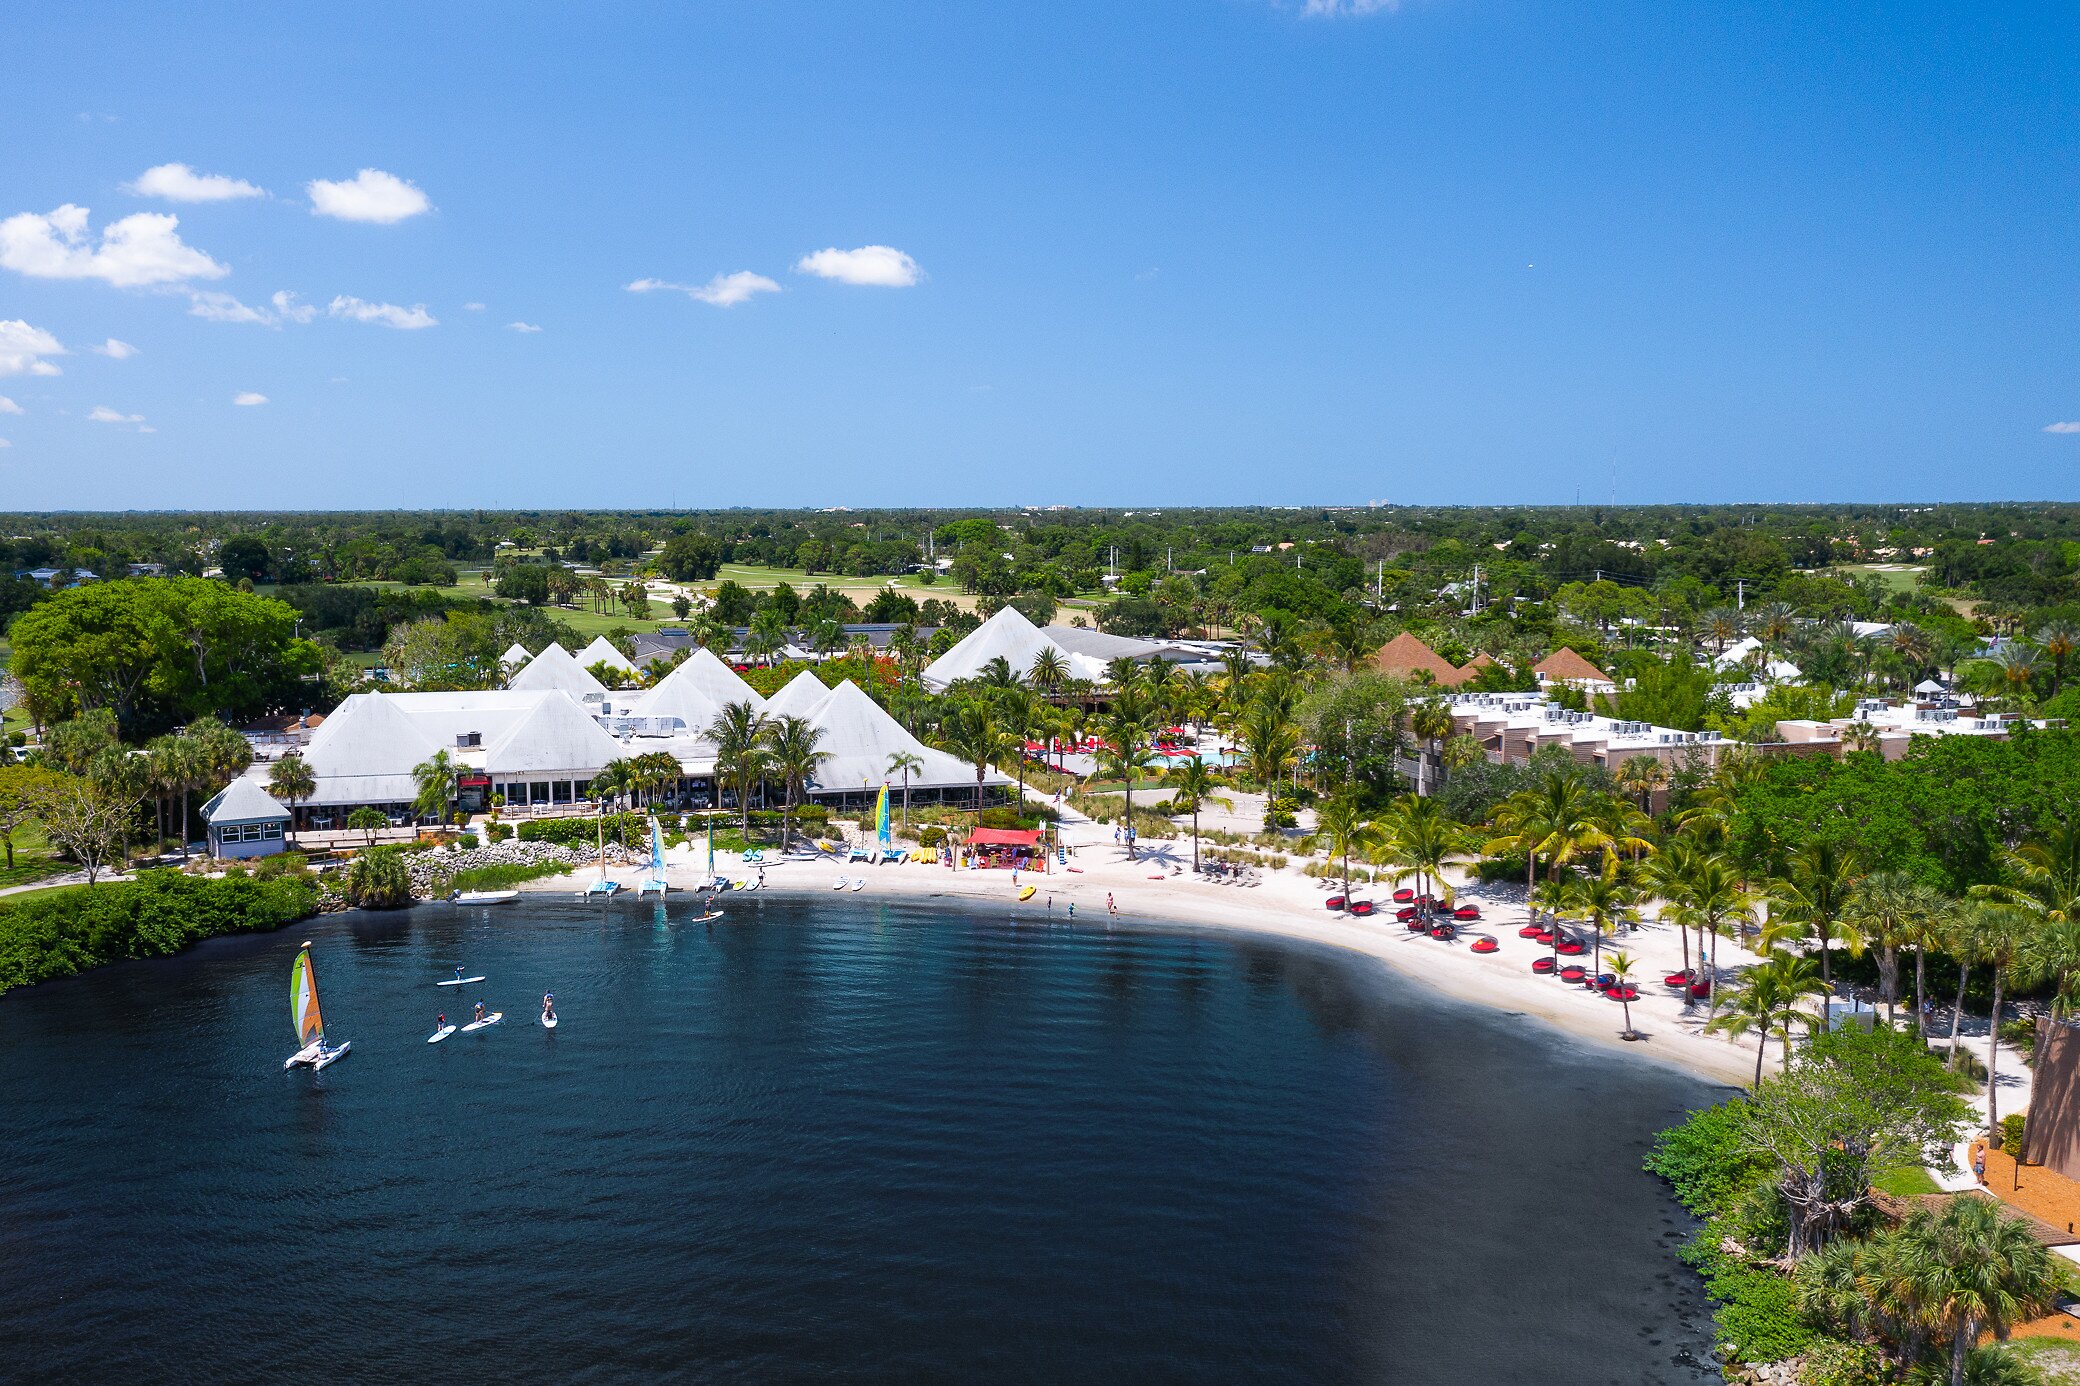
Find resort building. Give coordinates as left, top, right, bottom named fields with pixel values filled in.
left=1771, top=694, right=2060, bottom=760
left=225, top=640, right=999, bottom=832
left=921, top=605, right=1230, bottom=689
left=200, top=779, right=291, bottom=859
left=1438, top=691, right=1737, bottom=777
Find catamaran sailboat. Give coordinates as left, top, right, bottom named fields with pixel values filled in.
left=636, top=816, right=670, bottom=897
left=283, top=941, right=352, bottom=1071
left=581, top=805, right=621, bottom=899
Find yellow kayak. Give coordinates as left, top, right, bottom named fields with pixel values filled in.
left=1018, top=885, right=1037, bottom=901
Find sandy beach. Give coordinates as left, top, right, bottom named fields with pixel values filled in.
left=525, top=811, right=1764, bottom=1091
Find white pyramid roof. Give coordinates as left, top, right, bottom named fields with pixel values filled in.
left=507, top=641, right=607, bottom=698
left=1914, top=678, right=1946, bottom=694
left=920, top=604, right=1066, bottom=690
left=203, top=777, right=290, bottom=824
left=501, top=642, right=533, bottom=667
left=484, top=691, right=626, bottom=776
left=679, top=645, right=764, bottom=709
left=576, top=636, right=637, bottom=675
left=765, top=669, right=834, bottom=719
left=301, top=692, right=445, bottom=805
left=803, top=679, right=1005, bottom=793
left=630, top=661, right=726, bottom=733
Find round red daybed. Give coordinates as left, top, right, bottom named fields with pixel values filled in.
left=1518, top=924, right=1545, bottom=939
left=1325, top=896, right=1347, bottom=911
left=1349, top=900, right=1376, bottom=917
left=1392, top=888, right=1415, bottom=903
left=1663, top=972, right=1691, bottom=988
left=1470, top=937, right=1499, bottom=954
left=1559, top=965, right=1587, bottom=982
left=1607, top=986, right=1640, bottom=1002
left=1453, top=905, right=1481, bottom=921
left=1531, top=957, right=1557, bottom=974
left=1405, top=918, right=1427, bottom=932
left=1556, top=941, right=1586, bottom=956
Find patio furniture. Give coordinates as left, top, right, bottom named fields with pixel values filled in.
left=1470, top=937, right=1499, bottom=954
left=1531, top=957, right=1556, bottom=974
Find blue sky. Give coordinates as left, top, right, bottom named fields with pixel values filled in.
left=2, top=1, right=2077, bottom=508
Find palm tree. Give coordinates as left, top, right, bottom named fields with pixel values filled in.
left=761, top=715, right=828, bottom=849
left=1659, top=849, right=1758, bottom=1018
left=1977, top=815, right=2080, bottom=936
left=941, top=699, right=1012, bottom=815
left=346, top=806, right=387, bottom=848
left=1485, top=770, right=1630, bottom=902
left=1095, top=708, right=1158, bottom=858
left=1607, top=950, right=1639, bottom=1039
left=411, top=749, right=460, bottom=827
left=1707, top=949, right=1828, bottom=1084
left=1772, top=837, right=1864, bottom=990
left=1303, top=794, right=1377, bottom=904
left=1893, top=1196, right=2059, bottom=1386
left=1844, top=869, right=1945, bottom=1026
left=995, top=686, right=1042, bottom=804
left=267, top=754, right=316, bottom=846
left=2038, top=620, right=2080, bottom=695
left=1970, top=901, right=2032, bottom=1141
left=1237, top=700, right=1299, bottom=819
left=1613, top=755, right=1668, bottom=814
left=1165, top=759, right=1230, bottom=874
left=706, top=701, right=770, bottom=839
left=631, top=750, right=685, bottom=810
left=1373, top=794, right=1471, bottom=904
left=1564, top=865, right=1641, bottom=982
left=1408, top=701, right=1454, bottom=796
left=885, top=751, right=924, bottom=832
left=1028, top=645, right=1070, bottom=701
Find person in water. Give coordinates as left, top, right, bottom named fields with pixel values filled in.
left=542, top=992, right=555, bottom=1020
left=453, top=965, right=466, bottom=982
left=436, top=1013, right=446, bottom=1032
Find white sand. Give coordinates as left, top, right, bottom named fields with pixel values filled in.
left=530, top=814, right=1767, bottom=1090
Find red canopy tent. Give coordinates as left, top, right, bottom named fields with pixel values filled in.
left=964, top=827, right=1046, bottom=870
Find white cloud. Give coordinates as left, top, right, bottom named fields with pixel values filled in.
left=0, top=438, right=10, bottom=448
left=272, top=290, right=316, bottom=324
left=306, top=169, right=431, bottom=224
left=506, top=321, right=543, bottom=332
left=89, top=405, right=150, bottom=432
left=0, top=396, right=20, bottom=414
left=793, top=246, right=921, bottom=287
left=93, top=337, right=138, bottom=359
left=328, top=295, right=437, bottom=329
left=627, top=271, right=782, bottom=307
left=0, top=204, right=228, bottom=287
left=232, top=391, right=268, bottom=406
left=187, top=291, right=274, bottom=325
left=463, top=301, right=486, bottom=312
left=125, top=162, right=265, bottom=203
left=1301, top=0, right=1400, bottom=13
left=0, top=320, right=65, bottom=377
left=2044, top=422, right=2080, bottom=434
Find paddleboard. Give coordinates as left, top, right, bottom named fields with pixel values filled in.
left=427, top=1024, right=457, bottom=1044
left=541, top=1014, right=558, bottom=1030
left=437, top=975, right=487, bottom=987
left=831, top=880, right=846, bottom=891
left=849, top=878, right=865, bottom=891
left=692, top=911, right=725, bottom=923
left=460, top=1012, right=503, bottom=1032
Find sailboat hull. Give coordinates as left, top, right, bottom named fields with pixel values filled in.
left=286, top=1039, right=351, bottom=1070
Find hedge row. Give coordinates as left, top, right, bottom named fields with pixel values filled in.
left=0, top=871, right=320, bottom=993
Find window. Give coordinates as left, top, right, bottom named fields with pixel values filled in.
left=530, top=782, right=550, bottom=803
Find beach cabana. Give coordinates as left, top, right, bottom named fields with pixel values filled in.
left=202, top=779, right=291, bottom=859
left=964, top=826, right=1044, bottom=870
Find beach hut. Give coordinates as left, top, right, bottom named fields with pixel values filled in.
left=202, top=779, right=291, bottom=859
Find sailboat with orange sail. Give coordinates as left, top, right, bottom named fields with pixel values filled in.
left=283, top=941, right=352, bottom=1071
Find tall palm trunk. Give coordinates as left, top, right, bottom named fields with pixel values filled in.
left=1913, top=948, right=1928, bottom=1034
left=1987, top=971, right=2006, bottom=1139
left=1947, top=964, right=1971, bottom=1069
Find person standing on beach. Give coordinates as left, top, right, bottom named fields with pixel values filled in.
left=1107, top=892, right=1116, bottom=916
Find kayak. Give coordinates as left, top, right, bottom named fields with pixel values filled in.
left=460, top=1012, right=504, bottom=1033
left=1018, top=886, right=1036, bottom=901
left=427, top=1024, right=457, bottom=1044
left=437, top=975, right=486, bottom=987
left=849, top=878, right=865, bottom=891
left=831, top=879, right=846, bottom=891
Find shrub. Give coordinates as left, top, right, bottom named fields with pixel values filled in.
left=482, top=821, right=511, bottom=843
left=1798, top=1339, right=1886, bottom=1386
left=1680, top=1231, right=1816, bottom=1365
left=254, top=852, right=310, bottom=881
left=2002, top=1113, right=2026, bottom=1154
left=343, top=846, right=414, bottom=909
left=1645, top=1101, right=1774, bottom=1218
left=456, top=832, right=478, bottom=851
left=918, top=826, right=947, bottom=849
left=0, top=870, right=318, bottom=992
left=446, top=861, right=573, bottom=892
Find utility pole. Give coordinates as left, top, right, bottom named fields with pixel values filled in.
left=1736, top=578, right=1746, bottom=612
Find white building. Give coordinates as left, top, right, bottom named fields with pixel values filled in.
left=201, top=779, right=291, bottom=859
left=921, top=604, right=1233, bottom=690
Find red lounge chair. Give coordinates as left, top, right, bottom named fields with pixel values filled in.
left=1392, top=888, right=1415, bottom=903
left=1559, top=965, right=1587, bottom=982
left=1663, top=972, right=1691, bottom=988
left=1531, top=957, right=1557, bottom=974
left=1518, top=924, right=1545, bottom=939
left=1608, top=986, right=1640, bottom=1002
left=1688, top=981, right=1712, bottom=1000
left=1453, top=905, right=1481, bottom=920
left=1397, top=907, right=1419, bottom=922
left=1349, top=901, right=1376, bottom=917
left=1556, top=941, right=1586, bottom=956
left=1325, top=896, right=1347, bottom=911
left=1533, top=931, right=1555, bottom=946
left=1430, top=924, right=1456, bottom=940
left=1470, top=937, right=1499, bottom=954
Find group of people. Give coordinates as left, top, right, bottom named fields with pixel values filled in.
left=433, top=993, right=554, bottom=1031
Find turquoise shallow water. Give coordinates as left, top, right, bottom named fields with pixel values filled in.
left=0, top=895, right=1720, bottom=1384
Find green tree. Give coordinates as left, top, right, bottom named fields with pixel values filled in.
left=1165, top=758, right=1231, bottom=875
left=1372, top=793, right=1471, bottom=904
left=1844, top=871, right=1949, bottom=1027
left=1302, top=793, right=1377, bottom=904
left=411, top=749, right=460, bottom=826
left=343, top=845, right=414, bottom=909
left=762, top=714, right=829, bottom=848
left=707, top=701, right=771, bottom=838
left=885, top=750, right=924, bottom=833
left=1708, top=949, right=1828, bottom=1085
left=266, top=754, right=315, bottom=845
left=1771, top=837, right=1864, bottom=990
left=346, top=806, right=387, bottom=848
left=0, top=765, right=61, bottom=870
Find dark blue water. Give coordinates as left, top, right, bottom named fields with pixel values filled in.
left=0, top=898, right=1721, bottom=1384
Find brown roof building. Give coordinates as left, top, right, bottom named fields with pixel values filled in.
left=1533, top=647, right=1615, bottom=687
left=1374, top=632, right=1469, bottom=685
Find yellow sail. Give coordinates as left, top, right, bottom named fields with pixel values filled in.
left=290, top=947, right=325, bottom=1048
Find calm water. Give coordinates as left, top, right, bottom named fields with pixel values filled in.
left=1, top=897, right=1721, bottom=1384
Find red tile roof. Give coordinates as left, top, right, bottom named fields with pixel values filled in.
left=1534, top=648, right=1614, bottom=685
left=1374, top=632, right=1466, bottom=684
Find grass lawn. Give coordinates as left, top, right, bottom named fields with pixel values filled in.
left=0, top=821, right=71, bottom=892
left=2015, top=1337, right=2080, bottom=1378
left=1832, top=562, right=1926, bottom=593
left=1871, top=1164, right=1942, bottom=1196
left=707, top=562, right=985, bottom=611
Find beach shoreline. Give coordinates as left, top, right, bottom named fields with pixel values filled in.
left=528, top=828, right=1763, bottom=1090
